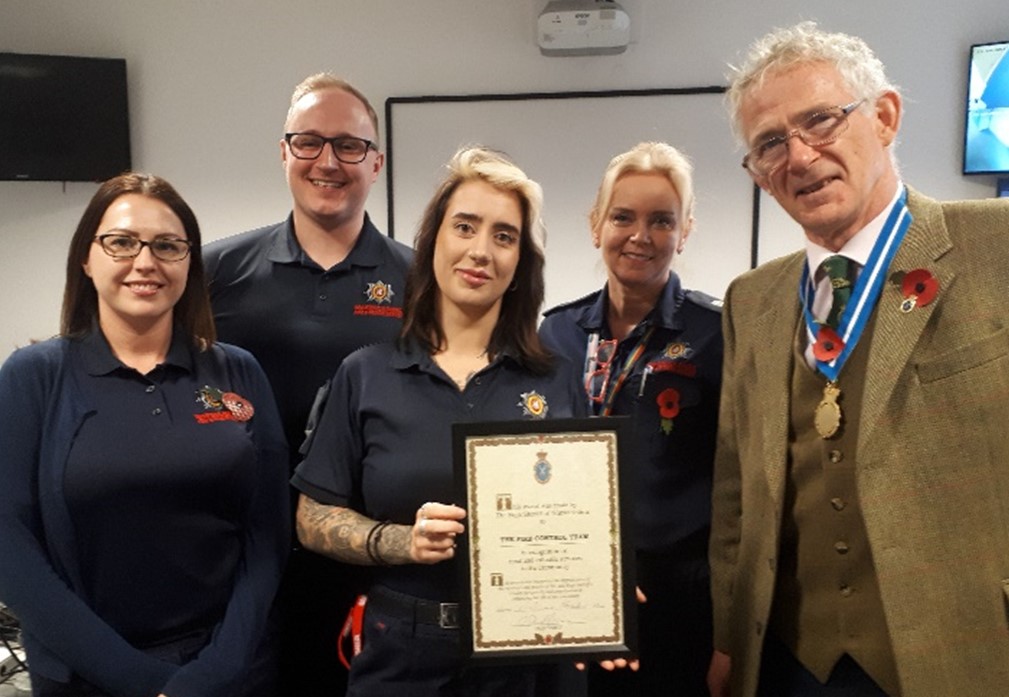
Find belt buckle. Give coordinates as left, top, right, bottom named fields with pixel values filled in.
left=438, top=602, right=459, bottom=629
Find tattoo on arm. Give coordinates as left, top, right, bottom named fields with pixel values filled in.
left=296, top=494, right=413, bottom=565
left=376, top=523, right=413, bottom=565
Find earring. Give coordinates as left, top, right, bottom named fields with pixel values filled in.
left=508, top=280, right=518, bottom=292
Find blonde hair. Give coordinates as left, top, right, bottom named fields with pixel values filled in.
left=401, top=146, right=551, bottom=372
left=590, top=141, right=695, bottom=233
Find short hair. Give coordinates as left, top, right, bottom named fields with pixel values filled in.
left=589, top=141, right=695, bottom=236
left=285, top=72, right=381, bottom=147
left=61, top=172, right=215, bottom=347
left=726, top=21, right=900, bottom=141
left=400, top=146, right=552, bottom=373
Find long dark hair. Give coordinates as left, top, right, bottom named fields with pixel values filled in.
left=61, top=172, right=215, bottom=346
left=399, top=147, right=552, bottom=373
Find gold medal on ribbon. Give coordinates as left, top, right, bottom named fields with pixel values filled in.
left=814, top=382, right=842, bottom=439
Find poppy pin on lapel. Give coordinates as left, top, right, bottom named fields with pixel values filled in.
left=899, top=269, right=938, bottom=313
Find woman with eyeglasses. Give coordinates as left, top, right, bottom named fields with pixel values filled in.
left=292, top=147, right=588, bottom=696
left=0, top=173, right=289, bottom=697
left=539, top=142, right=723, bottom=697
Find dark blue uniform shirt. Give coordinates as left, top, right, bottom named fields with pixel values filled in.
left=539, top=274, right=722, bottom=552
left=292, top=340, right=586, bottom=601
left=204, top=214, right=412, bottom=462
left=0, top=329, right=288, bottom=697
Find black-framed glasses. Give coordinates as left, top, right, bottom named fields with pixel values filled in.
left=94, top=234, right=192, bottom=262
left=741, top=99, right=865, bottom=177
left=584, top=338, right=618, bottom=404
left=284, top=133, right=377, bottom=163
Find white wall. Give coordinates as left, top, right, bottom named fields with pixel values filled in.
left=1, top=0, right=1004, bottom=359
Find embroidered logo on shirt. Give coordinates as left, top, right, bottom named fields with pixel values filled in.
left=194, top=385, right=255, bottom=423
left=645, top=358, right=698, bottom=379
left=517, top=391, right=548, bottom=419
left=353, top=279, right=404, bottom=318
left=661, top=341, right=692, bottom=360
left=365, top=280, right=394, bottom=304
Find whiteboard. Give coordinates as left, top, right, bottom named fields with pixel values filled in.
left=385, top=88, right=760, bottom=310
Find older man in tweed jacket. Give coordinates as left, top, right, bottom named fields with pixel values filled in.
left=708, top=22, right=1009, bottom=697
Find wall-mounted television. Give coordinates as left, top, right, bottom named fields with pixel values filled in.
left=0, top=52, right=131, bottom=182
left=964, top=40, right=1009, bottom=175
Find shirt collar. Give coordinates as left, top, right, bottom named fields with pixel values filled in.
left=804, top=183, right=904, bottom=280
left=576, top=273, right=685, bottom=335
left=80, top=326, right=194, bottom=376
left=391, top=337, right=520, bottom=373
left=266, top=212, right=386, bottom=269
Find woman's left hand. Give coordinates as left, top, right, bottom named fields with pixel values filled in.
left=411, top=502, right=466, bottom=564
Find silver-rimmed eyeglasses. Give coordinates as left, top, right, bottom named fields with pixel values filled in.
left=284, top=133, right=377, bottom=163
left=741, top=99, right=865, bottom=177
left=94, top=234, right=192, bottom=262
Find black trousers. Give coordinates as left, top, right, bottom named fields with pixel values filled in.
left=588, top=538, right=713, bottom=697
left=347, top=585, right=586, bottom=697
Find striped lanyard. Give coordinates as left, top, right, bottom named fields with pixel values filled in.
left=597, top=326, right=655, bottom=416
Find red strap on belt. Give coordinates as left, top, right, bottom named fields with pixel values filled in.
left=338, top=594, right=368, bottom=670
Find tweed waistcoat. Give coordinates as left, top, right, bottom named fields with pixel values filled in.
left=770, top=314, right=901, bottom=696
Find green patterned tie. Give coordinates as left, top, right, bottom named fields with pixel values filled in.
left=821, top=255, right=852, bottom=328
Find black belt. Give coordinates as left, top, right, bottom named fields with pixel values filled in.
left=368, top=585, right=460, bottom=630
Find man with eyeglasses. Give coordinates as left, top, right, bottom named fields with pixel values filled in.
left=203, top=73, right=411, bottom=697
left=708, top=22, right=1009, bottom=697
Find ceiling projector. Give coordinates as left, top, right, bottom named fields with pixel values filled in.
left=537, top=1, right=631, bottom=57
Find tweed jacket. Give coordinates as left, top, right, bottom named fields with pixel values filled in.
left=709, top=188, right=1009, bottom=696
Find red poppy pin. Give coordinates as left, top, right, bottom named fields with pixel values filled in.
left=222, top=392, right=255, bottom=422
left=656, top=387, right=680, bottom=435
left=899, top=269, right=938, bottom=313
left=812, top=325, right=845, bottom=363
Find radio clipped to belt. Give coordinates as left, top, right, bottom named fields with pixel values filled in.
left=338, top=594, right=368, bottom=669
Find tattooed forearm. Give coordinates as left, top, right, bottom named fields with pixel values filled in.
left=296, top=495, right=372, bottom=564
left=376, top=522, right=414, bottom=565
left=295, top=494, right=414, bottom=565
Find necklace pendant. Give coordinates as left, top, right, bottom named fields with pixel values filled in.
left=814, top=382, right=843, bottom=439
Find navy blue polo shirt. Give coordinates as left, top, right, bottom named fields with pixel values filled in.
left=291, top=340, right=586, bottom=601
left=64, top=329, right=286, bottom=648
left=539, top=273, right=723, bottom=552
left=204, top=214, right=412, bottom=463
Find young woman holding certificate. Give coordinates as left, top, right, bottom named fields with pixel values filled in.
left=291, top=147, right=587, bottom=696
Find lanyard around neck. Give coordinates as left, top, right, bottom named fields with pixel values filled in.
left=596, top=326, right=655, bottom=416
left=799, top=188, right=912, bottom=381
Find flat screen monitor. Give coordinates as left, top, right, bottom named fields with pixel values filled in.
left=0, top=52, right=131, bottom=182
left=964, top=40, right=1009, bottom=175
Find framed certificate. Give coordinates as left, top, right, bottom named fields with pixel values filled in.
left=452, top=417, right=636, bottom=663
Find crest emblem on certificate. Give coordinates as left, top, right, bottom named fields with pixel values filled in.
left=533, top=450, right=552, bottom=484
